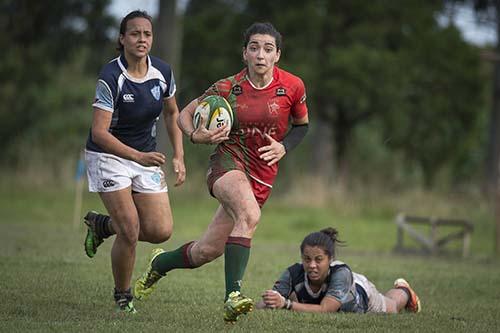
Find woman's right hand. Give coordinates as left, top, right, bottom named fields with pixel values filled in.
left=134, top=151, right=166, bottom=166
left=190, top=115, right=230, bottom=145
left=261, top=290, right=286, bottom=309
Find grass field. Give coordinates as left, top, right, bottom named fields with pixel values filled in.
left=1, top=182, right=500, bottom=332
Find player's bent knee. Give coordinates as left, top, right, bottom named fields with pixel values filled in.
left=148, top=228, right=172, bottom=244
left=140, top=223, right=172, bottom=243
left=239, top=208, right=261, bottom=230
left=116, top=228, right=139, bottom=247
left=113, top=215, right=140, bottom=245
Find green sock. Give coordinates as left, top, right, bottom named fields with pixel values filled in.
left=152, top=241, right=194, bottom=275
left=224, top=237, right=251, bottom=300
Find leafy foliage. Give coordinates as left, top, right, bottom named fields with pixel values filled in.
left=0, top=0, right=115, bottom=166
left=0, top=0, right=489, bottom=189
left=181, top=0, right=485, bottom=187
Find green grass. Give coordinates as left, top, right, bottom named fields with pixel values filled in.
left=1, top=183, right=499, bottom=332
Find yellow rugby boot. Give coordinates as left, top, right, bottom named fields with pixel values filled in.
left=134, top=248, right=166, bottom=300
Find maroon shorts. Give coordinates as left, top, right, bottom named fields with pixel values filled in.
left=206, top=152, right=272, bottom=207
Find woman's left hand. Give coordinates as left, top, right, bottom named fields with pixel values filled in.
left=172, top=157, right=186, bottom=186
left=258, top=134, right=286, bottom=166
left=261, top=290, right=286, bottom=309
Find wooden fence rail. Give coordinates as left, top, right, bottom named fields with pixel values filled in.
left=394, top=213, right=474, bottom=257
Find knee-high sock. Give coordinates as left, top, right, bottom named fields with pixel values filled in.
left=152, top=241, right=195, bottom=275
left=224, top=237, right=251, bottom=300
left=93, top=213, right=115, bottom=238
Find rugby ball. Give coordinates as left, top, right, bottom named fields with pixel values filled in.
left=193, top=95, right=233, bottom=131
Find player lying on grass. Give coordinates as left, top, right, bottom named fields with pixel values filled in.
left=256, top=228, right=421, bottom=314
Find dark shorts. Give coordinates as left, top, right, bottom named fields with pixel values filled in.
left=206, top=151, right=272, bottom=207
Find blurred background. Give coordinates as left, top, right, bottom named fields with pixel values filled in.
left=2, top=0, right=500, bottom=255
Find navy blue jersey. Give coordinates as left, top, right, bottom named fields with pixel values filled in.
left=86, top=54, right=176, bottom=153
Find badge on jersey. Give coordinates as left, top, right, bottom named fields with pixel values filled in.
left=276, top=87, right=286, bottom=96
left=151, top=85, right=161, bottom=101
left=267, top=100, right=280, bottom=116
left=232, top=85, right=243, bottom=96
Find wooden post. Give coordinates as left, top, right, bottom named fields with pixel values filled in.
left=73, top=151, right=85, bottom=228
left=496, top=188, right=500, bottom=256
left=430, top=216, right=437, bottom=254
left=395, top=213, right=405, bottom=251
left=463, top=230, right=471, bottom=258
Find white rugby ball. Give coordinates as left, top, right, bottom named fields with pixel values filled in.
left=193, top=95, right=233, bottom=131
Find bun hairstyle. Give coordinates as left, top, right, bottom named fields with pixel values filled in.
left=300, top=227, right=344, bottom=259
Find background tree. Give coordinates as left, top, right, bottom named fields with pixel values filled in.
left=232, top=0, right=484, bottom=188
left=0, top=0, right=115, bottom=168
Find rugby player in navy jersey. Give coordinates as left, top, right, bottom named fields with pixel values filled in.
left=134, top=22, right=309, bottom=323
left=82, top=10, right=185, bottom=313
left=256, top=228, right=421, bottom=314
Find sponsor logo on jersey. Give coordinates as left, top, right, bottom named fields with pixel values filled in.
left=102, top=179, right=116, bottom=188
left=151, top=85, right=161, bottom=101
left=123, top=94, right=135, bottom=103
left=231, top=85, right=243, bottom=96
left=234, top=124, right=278, bottom=138
left=276, top=87, right=286, bottom=96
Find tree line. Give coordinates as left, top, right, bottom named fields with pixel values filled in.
left=0, top=0, right=494, bottom=191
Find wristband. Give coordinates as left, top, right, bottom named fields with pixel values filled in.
left=284, top=298, right=292, bottom=310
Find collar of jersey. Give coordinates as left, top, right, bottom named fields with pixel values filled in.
left=117, top=54, right=153, bottom=83
left=244, top=66, right=282, bottom=90
left=303, top=269, right=329, bottom=298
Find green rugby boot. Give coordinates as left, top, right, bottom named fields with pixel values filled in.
left=114, top=289, right=137, bottom=314
left=223, top=291, right=254, bottom=323
left=134, top=248, right=166, bottom=300
left=83, top=211, right=104, bottom=258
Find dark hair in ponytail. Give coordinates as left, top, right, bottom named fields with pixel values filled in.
left=300, top=227, right=344, bottom=259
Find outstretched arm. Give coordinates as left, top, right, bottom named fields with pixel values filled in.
left=259, top=290, right=341, bottom=313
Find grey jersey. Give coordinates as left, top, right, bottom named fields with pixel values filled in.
left=272, top=260, right=368, bottom=313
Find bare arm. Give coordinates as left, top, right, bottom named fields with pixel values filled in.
left=91, top=107, right=166, bottom=167
left=163, top=96, right=185, bottom=186
left=259, top=289, right=341, bottom=313
left=289, top=296, right=341, bottom=313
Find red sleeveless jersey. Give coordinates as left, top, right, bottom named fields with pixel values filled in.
left=200, top=67, right=308, bottom=188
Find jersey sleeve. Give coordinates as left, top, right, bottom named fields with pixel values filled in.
left=271, top=269, right=293, bottom=298
left=164, top=68, right=176, bottom=99
left=291, top=78, right=308, bottom=120
left=326, top=266, right=355, bottom=304
left=92, top=79, right=114, bottom=112
left=198, top=78, right=232, bottom=102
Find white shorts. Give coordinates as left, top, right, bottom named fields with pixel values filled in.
left=353, top=273, right=387, bottom=313
left=85, top=150, right=168, bottom=193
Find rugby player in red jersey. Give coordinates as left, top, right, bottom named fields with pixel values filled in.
left=135, top=22, right=309, bottom=323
